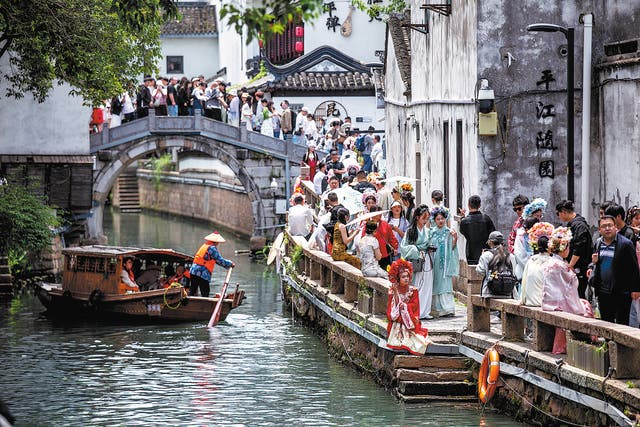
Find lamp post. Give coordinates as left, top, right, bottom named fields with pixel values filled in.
left=527, top=23, right=575, bottom=202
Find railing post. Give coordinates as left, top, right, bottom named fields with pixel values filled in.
left=148, top=107, right=156, bottom=131
left=609, top=341, right=640, bottom=378
left=467, top=296, right=490, bottom=332
left=194, top=108, right=202, bottom=130
left=503, top=311, right=525, bottom=341
left=532, top=319, right=555, bottom=352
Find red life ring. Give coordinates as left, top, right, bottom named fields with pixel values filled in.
left=478, top=347, right=500, bottom=403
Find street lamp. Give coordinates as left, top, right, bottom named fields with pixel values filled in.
left=527, top=23, right=575, bottom=202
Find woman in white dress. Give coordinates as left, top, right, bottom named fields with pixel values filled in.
left=400, top=205, right=434, bottom=319
left=358, top=221, right=388, bottom=278
left=240, top=93, right=253, bottom=131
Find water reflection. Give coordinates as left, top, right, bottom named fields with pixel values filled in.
left=0, top=208, right=521, bottom=426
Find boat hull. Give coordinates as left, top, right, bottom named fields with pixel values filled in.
left=36, top=283, right=244, bottom=323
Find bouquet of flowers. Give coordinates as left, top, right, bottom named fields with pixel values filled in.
left=527, top=221, right=555, bottom=252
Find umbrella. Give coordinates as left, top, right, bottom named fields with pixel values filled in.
left=322, top=186, right=365, bottom=214
left=345, top=210, right=390, bottom=227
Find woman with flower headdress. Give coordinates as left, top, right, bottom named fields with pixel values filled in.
left=427, top=206, right=459, bottom=317
left=400, top=204, right=433, bottom=319
left=362, top=190, right=379, bottom=213
left=522, top=197, right=547, bottom=221
left=542, top=226, right=593, bottom=353
left=520, top=222, right=555, bottom=306
left=386, top=259, right=431, bottom=355
left=513, top=216, right=540, bottom=281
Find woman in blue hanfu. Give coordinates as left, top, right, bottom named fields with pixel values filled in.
left=400, top=204, right=433, bottom=319
left=427, top=206, right=460, bottom=317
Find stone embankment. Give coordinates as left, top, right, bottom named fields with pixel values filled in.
left=281, top=230, right=640, bottom=427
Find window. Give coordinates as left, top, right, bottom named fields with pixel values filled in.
left=166, top=56, right=184, bottom=74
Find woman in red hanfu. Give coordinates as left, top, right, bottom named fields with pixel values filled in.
left=386, top=259, right=431, bottom=355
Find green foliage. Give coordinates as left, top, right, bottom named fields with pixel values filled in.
left=150, top=153, right=173, bottom=190
left=351, top=0, right=407, bottom=20
left=0, top=179, right=60, bottom=273
left=626, top=381, right=637, bottom=389
left=0, top=0, right=177, bottom=104
left=290, top=244, right=303, bottom=265
left=219, top=0, right=324, bottom=44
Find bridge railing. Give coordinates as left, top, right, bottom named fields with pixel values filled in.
left=468, top=294, right=640, bottom=378
left=90, top=110, right=308, bottom=162
left=286, top=232, right=390, bottom=322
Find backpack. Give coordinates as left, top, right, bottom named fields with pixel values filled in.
left=484, top=249, right=517, bottom=296
left=111, top=96, right=123, bottom=115
left=355, top=135, right=366, bottom=152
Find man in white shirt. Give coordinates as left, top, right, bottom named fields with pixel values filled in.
left=295, top=107, right=309, bottom=134
left=287, top=194, right=315, bottom=238
left=313, top=161, right=327, bottom=195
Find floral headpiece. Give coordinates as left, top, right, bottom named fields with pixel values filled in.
left=549, top=226, right=573, bottom=253
left=388, top=258, right=413, bottom=284
left=400, top=183, right=414, bottom=192
left=527, top=222, right=554, bottom=251
left=367, top=172, right=381, bottom=184
left=430, top=206, right=449, bottom=220
left=361, top=189, right=379, bottom=205
left=522, top=198, right=547, bottom=219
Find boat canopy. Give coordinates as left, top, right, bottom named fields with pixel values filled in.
left=62, top=245, right=193, bottom=262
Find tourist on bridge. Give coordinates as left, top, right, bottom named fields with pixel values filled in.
left=302, top=142, right=320, bottom=181
left=240, top=93, right=253, bottom=131
left=508, top=194, right=530, bottom=254
left=280, top=100, right=294, bottom=140
left=386, top=259, right=431, bottom=355
left=400, top=204, right=434, bottom=320
left=587, top=215, right=640, bottom=325
left=427, top=207, right=459, bottom=317
left=189, top=232, right=235, bottom=297
left=458, top=195, right=495, bottom=265
left=326, top=150, right=346, bottom=183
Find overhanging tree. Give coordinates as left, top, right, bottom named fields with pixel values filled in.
left=0, top=0, right=178, bottom=104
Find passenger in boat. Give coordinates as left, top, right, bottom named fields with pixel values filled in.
left=189, top=232, right=235, bottom=297
left=165, top=265, right=189, bottom=289
left=386, top=258, right=431, bottom=355
left=119, top=257, right=140, bottom=294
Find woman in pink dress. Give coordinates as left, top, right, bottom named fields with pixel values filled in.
left=386, top=259, right=431, bottom=355
left=542, top=226, right=593, bottom=353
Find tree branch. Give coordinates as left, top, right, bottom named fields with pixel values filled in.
left=0, top=36, right=12, bottom=59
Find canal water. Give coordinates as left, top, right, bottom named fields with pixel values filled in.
left=0, top=208, right=522, bottom=426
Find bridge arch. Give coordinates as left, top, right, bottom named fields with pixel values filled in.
left=88, top=114, right=307, bottom=240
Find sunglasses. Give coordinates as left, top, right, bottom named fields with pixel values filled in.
left=513, top=206, right=524, bottom=213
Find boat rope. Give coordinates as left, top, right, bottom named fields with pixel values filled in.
left=499, top=376, right=586, bottom=427
left=163, top=283, right=185, bottom=310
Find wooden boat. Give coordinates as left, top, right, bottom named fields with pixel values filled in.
left=36, top=245, right=245, bottom=323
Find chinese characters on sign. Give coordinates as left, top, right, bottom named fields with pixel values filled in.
left=324, top=2, right=340, bottom=32
left=535, top=70, right=557, bottom=178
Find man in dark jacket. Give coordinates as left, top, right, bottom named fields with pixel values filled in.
left=459, top=195, right=495, bottom=264
left=556, top=200, right=593, bottom=298
left=605, top=204, right=637, bottom=243
left=588, top=215, right=640, bottom=325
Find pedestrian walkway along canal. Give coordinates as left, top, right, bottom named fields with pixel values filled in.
left=0, top=208, right=520, bottom=426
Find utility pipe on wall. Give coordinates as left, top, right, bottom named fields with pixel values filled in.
left=581, top=13, right=593, bottom=218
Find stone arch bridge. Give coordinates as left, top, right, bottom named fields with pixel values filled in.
left=89, top=111, right=307, bottom=240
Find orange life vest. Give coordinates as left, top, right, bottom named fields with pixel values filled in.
left=193, top=242, right=216, bottom=273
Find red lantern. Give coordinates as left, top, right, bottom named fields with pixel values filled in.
left=295, top=26, right=304, bottom=37
left=295, top=41, right=304, bottom=53
left=259, top=39, right=264, bottom=49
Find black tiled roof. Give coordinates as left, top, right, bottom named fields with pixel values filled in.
left=266, top=71, right=374, bottom=92
left=162, top=3, right=217, bottom=36
left=387, top=10, right=411, bottom=95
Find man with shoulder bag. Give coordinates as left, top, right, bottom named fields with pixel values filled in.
left=476, top=231, right=518, bottom=298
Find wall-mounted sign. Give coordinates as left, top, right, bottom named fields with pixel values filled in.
left=313, top=100, right=349, bottom=120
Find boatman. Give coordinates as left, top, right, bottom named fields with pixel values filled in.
left=189, top=232, right=235, bottom=297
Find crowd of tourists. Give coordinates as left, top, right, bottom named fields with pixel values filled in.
left=89, top=75, right=385, bottom=169
left=286, top=170, right=640, bottom=355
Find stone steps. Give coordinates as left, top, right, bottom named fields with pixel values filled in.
left=396, top=393, right=478, bottom=404
left=393, top=355, right=470, bottom=370
left=396, top=368, right=470, bottom=382
left=117, top=173, right=140, bottom=212
left=398, top=380, right=476, bottom=396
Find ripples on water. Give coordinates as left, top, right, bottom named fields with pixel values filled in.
left=0, top=209, right=521, bottom=426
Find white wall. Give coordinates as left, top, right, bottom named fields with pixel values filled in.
left=159, top=37, right=219, bottom=80
left=0, top=56, right=90, bottom=155
left=271, top=95, right=384, bottom=130
left=304, top=0, right=385, bottom=64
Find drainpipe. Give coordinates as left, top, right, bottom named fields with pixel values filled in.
left=580, top=13, right=593, bottom=218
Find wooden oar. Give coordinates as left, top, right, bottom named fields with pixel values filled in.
left=207, top=267, right=234, bottom=328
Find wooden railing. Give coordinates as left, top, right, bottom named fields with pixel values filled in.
left=468, top=294, right=640, bottom=378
